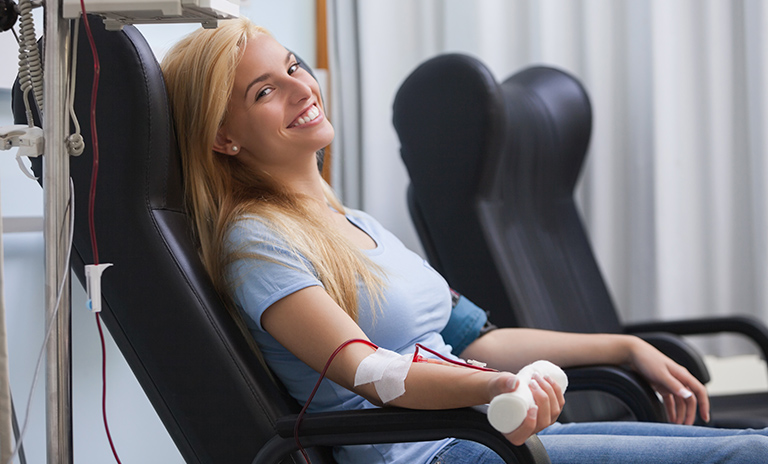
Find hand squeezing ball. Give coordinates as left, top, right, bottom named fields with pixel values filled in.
left=487, top=360, right=569, bottom=434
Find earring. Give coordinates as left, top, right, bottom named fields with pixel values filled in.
left=231, top=145, right=239, bottom=153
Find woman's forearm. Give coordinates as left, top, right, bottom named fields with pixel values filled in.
left=459, top=328, right=641, bottom=373
left=263, top=286, right=522, bottom=410
left=356, top=362, right=514, bottom=409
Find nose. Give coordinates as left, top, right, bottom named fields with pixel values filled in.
left=287, top=76, right=314, bottom=105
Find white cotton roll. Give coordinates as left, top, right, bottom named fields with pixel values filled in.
left=487, top=360, right=568, bottom=434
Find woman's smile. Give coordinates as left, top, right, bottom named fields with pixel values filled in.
left=290, top=104, right=322, bottom=128
left=215, top=33, right=335, bottom=169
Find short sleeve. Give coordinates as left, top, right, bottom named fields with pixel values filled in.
left=224, top=217, right=323, bottom=332
left=440, top=295, right=488, bottom=355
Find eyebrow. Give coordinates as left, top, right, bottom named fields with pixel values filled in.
left=244, top=51, right=294, bottom=101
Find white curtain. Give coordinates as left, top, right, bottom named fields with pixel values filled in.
left=329, top=0, right=768, bottom=354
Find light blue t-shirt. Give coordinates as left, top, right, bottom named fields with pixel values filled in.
left=225, top=209, right=456, bottom=464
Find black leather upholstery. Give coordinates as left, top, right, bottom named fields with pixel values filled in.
left=12, top=18, right=551, bottom=464
left=396, top=54, right=514, bottom=329
left=395, top=54, right=768, bottom=429
left=395, top=55, right=665, bottom=424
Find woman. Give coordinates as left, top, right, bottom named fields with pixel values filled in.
left=160, top=17, right=768, bottom=464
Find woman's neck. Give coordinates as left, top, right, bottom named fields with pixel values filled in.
left=261, top=156, right=327, bottom=202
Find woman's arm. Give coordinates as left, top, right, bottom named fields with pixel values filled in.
left=261, top=286, right=564, bottom=445
left=459, top=328, right=710, bottom=425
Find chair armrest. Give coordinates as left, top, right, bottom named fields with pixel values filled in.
left=252, top=407, right=551, bottom=464
left=565, top=365, right=667, bottom=423
left=626, top=315, right=768, bottom=361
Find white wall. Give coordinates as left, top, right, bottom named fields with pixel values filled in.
left=1, top=1, right=316, bottom=462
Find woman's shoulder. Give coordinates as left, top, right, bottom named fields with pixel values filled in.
left=224, top=213, right=289, bottom=253
left=226, top=214, right=271, bottom=239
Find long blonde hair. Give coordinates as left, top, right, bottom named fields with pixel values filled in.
left=161, top=17, right=383, bottom=321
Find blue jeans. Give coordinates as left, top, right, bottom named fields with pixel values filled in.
left=430, top=422, right=768, bottom=464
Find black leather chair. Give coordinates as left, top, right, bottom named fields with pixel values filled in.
left=12, top=19, right=551, bottom=464
left=394, top=54, right=768, bottom=429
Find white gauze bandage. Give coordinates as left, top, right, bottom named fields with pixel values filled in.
left=354, top=347, right=413, bottom=403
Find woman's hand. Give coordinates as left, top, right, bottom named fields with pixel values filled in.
left=488, top=373, right=565, bottom=446
left=627, top=338, right=710, bottom=425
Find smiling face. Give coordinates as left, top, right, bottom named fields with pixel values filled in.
left=214, top=33, right=334, bottom=176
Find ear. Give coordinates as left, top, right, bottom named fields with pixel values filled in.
left=213, top=127, right=239, bottom=156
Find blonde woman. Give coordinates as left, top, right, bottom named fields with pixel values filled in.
left=161, top=17, right=768, bottom=464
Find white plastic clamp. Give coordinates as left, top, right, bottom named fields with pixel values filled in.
left=1, top=125, right=44, bottom=180
left=85, top=263, right=113, bottom=312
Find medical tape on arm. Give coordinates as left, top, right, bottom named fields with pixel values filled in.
left=354, top=347, right=413, bottom=403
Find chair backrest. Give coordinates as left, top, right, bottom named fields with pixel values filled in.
left=394, top=54, right=518, bottom=329
left=477, top=66, right=623, bottom=332
left=13, top=18, right=315, bottom=464
left=396, top=57, right=624, bottom=334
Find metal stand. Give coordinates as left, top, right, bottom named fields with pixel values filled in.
left=42, top=1, right=72, bottom=463
left=33, top=3, right=236, bottom=461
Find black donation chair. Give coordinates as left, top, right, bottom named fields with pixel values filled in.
left=393, top=54, right=663, bottom=425
left=394, top=54, right=768, bottom=429
left=12, top=18, right=550, bottom=464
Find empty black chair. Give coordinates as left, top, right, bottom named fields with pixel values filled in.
left=394, top=55, right=768, bottom=429
left=12, top=19, right=550, bottom=463
left=394, top=54, right=668, bottom=425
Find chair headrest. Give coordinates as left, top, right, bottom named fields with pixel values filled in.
left=394, top=54, right=505, bottom=202
left=495, top=66, right=593, bottom=199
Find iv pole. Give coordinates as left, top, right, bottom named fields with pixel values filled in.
left=42, top=0, right=73, bottom=462
left=30, top=3, right=236, bottom=461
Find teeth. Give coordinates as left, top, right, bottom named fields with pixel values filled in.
left=293, top=105, right=320, bottom=127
